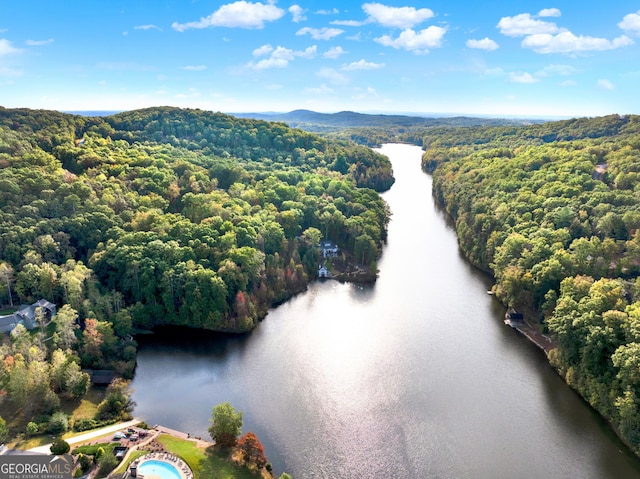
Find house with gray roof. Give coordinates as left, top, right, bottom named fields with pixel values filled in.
left=0, top=299, right=56, bottom=334
left=320, top=240, right=339, bottom=258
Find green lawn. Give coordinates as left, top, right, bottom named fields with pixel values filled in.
left=198, top=448, right=263, bottom=479
left=5, top=387, right=107, bottom=449
left=76, top=433, right=267, bottom=479
left=61, top=387, right=105, bottom=419
left=11, top=435, right=52, bottom=450
left=157, top=434, right=263, bottom=479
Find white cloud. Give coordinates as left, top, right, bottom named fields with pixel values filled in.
left=269, top=47, right=299, bottom=62
left=134, top=24, right=162, bottom=31
left=289, top=5, right=306, bottom=23
left=323, top=46, right=348, bottom=59
left=598, top=79, right=615, bottom=90
left=363, top=3, right=434, bottom=29
left=304, top=83, right=333, bottom=95
left=247, top=45, right=317, bottom=69
left=297, top=45, right=317, bottom=59
left=251, top=57, right=288, bottom=69
left=497, top=13, right=559, bottom=37
left=26, top=38, right=54, bottom=46
left=180, top=65, right=207, bottom=71
left=466, top=37, right=499, bottom=50
left=509, top=72, right=539, bottom=84
left=342, top=59, right=385, bottom=70
left=296, top=27, right=344, bottom=40
left=317, top=67, right=349, bottom=84
left=522, top=32, right=633, bottom=54
left=253, top=44, right=274, bottom=57
left=331, top=20, right=367, bottom=27
left=538, top=8, right=561, bottom=18
left=500, top=10, right=635, bottom=55
left=172, top=1, right=285, bottom=31
left=375, top=26, right=447, bottom=54
left=619, top=11, right=640, bottom=36
left=0, top=39, right=21, bottom=56
left=560, top=80, right=576, bottom=87
left=317, top=9, right=339, bottom=15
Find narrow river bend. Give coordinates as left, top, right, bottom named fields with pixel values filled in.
left=131, top=144, right=640, bottom=478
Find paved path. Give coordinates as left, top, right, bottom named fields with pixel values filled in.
left=27, top=418, right=142, bottom=454
left=155, top=425, right=189, bottom=440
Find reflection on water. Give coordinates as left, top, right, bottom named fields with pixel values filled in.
left=132, top=144, right=640, bottom=478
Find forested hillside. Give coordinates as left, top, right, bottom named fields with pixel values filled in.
left=423, top=114, right=640, bottom=452
left=106, top=107, right=394, bottom=191
left=0, top=106, right=391, bottom=438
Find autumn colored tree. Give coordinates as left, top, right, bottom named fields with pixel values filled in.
left=237, top=432, right=267, bottom=469
left=81, top=319, right=104, bottom=368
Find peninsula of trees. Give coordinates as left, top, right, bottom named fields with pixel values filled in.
left=420, top=114, right=640, bottom=453
left=0, top=106, right=392, bottom=440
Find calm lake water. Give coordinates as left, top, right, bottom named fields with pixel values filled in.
left=131, top=144, right=640, bottom=478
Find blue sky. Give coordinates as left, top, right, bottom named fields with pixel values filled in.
left=1, top=1, right=640, bottom=118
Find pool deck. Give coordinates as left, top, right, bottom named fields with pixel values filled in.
left=131, top=452, right=194, bottom=479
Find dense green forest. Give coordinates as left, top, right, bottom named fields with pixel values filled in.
left=0, top=106, right=392, bottom=438
left=4, top=104, right=640, bottom=456
left=422, top=114, right=640, bottom=453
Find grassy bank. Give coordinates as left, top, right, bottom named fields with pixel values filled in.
left=114, top=433, right=270, bottom=479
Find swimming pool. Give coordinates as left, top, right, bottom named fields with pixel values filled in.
left=137, top=459, right=182, bottom=479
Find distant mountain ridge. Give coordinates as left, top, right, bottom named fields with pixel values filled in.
left=233, top=109, right=543, bottom=131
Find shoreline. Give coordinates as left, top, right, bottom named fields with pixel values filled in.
left=507, top=318, right=556, bottom=354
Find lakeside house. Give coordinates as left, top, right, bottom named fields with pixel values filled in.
left=0, top=299, right=57, bottom=334
left=320, top=240, right=338, bottom=258
left=84, top=369, right=117, bottom=385
left=318, top=264, right=331, bottom=278
left=504, top=309, right=524, bottom=328
left=593, top=163, right=608, bottom=181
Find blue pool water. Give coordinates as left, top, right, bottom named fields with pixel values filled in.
left=138, top=460, right=182, bottom=479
